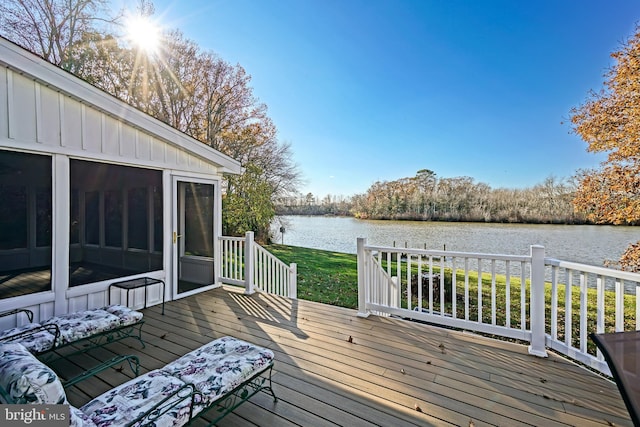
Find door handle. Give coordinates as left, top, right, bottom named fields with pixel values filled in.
left=173, top=232, right=183, bottom=243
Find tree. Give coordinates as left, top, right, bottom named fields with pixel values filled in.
left=223, top=163, right=275, bottom=241
left=0, top=0, right=114, bottom=70
left=570, top=25, right=640, bottom=271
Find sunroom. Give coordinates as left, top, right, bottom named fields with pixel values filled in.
left=0, top=36, right=242, bottom=318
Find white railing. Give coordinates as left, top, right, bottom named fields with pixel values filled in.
left=253, top=244, right=297, bottom=298
left=220, top=236, right=246, bottom=286
left=356, top=237, right=640, bottom=375
left=219, top=232, right=297, bottom=299
left=544, top=258, right=640, bottom=373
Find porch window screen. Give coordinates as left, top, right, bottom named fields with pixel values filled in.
left=128, top=187, right=148, bottom=250
left=104, top=190, right=123, bottom=248
left=0, top=185, right=27, bottom=249
left=69, top=160, right=163, bottom=287
left=85, top=191, right=100, bottom=245
left=0, top=150, right=52, bottom=299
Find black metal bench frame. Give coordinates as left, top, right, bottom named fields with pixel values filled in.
left=129, top=362, right=277, bottom=427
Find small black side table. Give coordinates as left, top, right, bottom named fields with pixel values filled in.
left=109, top=277, right=165, bottom=315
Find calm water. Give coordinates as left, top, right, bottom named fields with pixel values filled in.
left=272, top=215, right=640, bottom=268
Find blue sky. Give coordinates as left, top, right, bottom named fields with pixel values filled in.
left=127, top=0, right=640, bottom=197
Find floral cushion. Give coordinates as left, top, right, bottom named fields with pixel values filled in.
left=69, top=406, right=97, bottom=427
left=0, top=305, right=143, bottom=352
left=80, top=337, right=273, bottom=427
left=103, top=305, right=144, bottom=326
left=0, top=323, right=56, bottom=353
left=0, top=342, right=66, bottom=404
left=160, top=337, right=274, bottom=406
left=42, top=309, right=120, bottom=346
left=81, top=370, right=194, bottom=427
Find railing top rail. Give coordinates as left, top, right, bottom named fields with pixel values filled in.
left=254, top=244, right=290, bottom=269
left=545, top=257, right=640, bottom=282
left=219, top=236, right=245, bottom=242
left=363, top=244, right=531, bottom=263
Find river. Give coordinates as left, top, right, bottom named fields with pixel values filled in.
left=271, top=215, right=640, bottom=268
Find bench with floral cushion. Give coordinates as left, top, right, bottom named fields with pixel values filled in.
left=0, top=336, right=277, bottom=426
left=0, top=305, right=145, bottom=362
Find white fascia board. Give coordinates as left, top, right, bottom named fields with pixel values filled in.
left=0, top=37, right=242, bottom=175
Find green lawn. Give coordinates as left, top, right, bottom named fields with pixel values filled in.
left=265, top=244, right=359, bottom=308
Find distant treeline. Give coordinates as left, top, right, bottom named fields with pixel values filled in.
left=276, top=170, right=590, bottom=224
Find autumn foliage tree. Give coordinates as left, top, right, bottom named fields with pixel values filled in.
left=346, top=170, right=578, bottom=224
left=570, top=26, right=640, bottom=271
left=0, top=0, right=113, bottom=70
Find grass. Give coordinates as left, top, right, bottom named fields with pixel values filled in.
left=266, top=243, right=637, bottom=354
left=265, top=244, right=359, bottom=308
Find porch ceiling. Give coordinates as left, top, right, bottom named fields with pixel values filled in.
left=58, top=286, right=630, bottom=426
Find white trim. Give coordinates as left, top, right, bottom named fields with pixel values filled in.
left=171, top=174, right=220, bottom=299
left=0, top=139, right=230, bottom=181
left=167, top=169, right=225, bottom=181
left=214, top=181, right=222, bottom=287
left=52, top=154, right=70, bottom=315
left=58, top=94, right=65, bottom=147
left=81, top=104, right=87, bottom=150
left=173, top=284, right=218, bottom=300
left=6, top=69, right=14, bottom=139
left=135, top=128, right=140, bottom=159
left=100, top=114, right=107, bottom=153
left=35, top=83, right=43, bottom=143
left=162, top=169, right=172, bottom=303
left=0, top=291, right=55, bottom=313
left=118, top=120, right=124, bottom=157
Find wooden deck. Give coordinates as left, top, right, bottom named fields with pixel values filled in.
left=57, top=285, right=631, bottom=426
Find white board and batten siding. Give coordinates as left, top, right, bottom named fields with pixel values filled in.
left=0, top=67, right=224, bottom=175
left=0, top=38, right=241, bottom=319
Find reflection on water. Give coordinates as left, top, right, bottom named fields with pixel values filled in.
left=272, top=216, right=640, bottom=267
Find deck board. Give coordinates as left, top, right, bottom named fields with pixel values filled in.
left=63, top=285, right=631, bottom=426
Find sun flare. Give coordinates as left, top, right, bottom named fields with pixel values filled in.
left=126, top=15, right=161, bottom=55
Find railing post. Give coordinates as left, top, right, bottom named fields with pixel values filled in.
left=289, top=263, right=297, bottom=299
left=244, top=231, right=255, bottom=295
left=391, top=276, right=398, bottom=308
left=357, top=237, right=369, bottom=318
left=529, top=245, right=548, bottom=357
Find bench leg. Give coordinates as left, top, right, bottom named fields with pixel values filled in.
left=262, top=364, right=278, bottom=402
left=131, top=321, right=146, bottom=349
left=202, top=364, right=277, bottom=425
